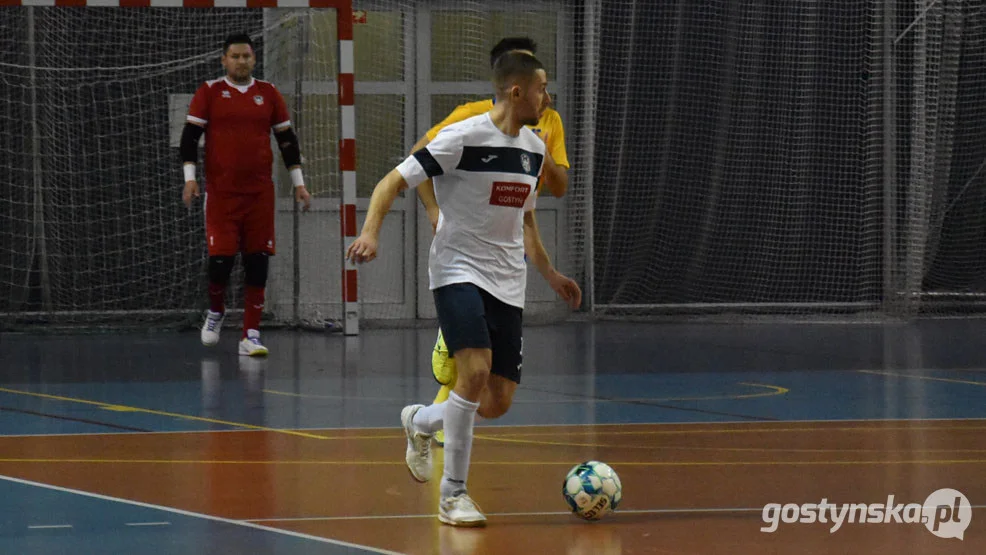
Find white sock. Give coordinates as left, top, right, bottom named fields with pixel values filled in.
left=441, top=390, right=480, bottom=499
left=412, top=401, right=445, bottom=434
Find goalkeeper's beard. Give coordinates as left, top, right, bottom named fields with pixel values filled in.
left=230, top=68, right=252, bottom=83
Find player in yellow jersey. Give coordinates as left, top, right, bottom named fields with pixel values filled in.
left=409, top=37, right=571, bottom=446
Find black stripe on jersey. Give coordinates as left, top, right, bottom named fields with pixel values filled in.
left=456, top=146, right=544, bottom=178
left=414, top=148, right=444, bottom=178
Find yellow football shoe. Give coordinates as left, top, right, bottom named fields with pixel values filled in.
left=431, top=329, right=457, bottom=387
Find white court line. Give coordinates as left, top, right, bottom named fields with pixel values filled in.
left=0, top=474, right=401, bottom=555
left=247, top=504, right=986, bottom=523
left=125, top=521, right=171, bottom=526
left=28, top=524, right=73, bottom=529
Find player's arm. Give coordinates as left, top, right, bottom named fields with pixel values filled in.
left=415, top=104, right=479, bottom=233
left=539, top=113, right=570, bottom=197
left=539, top=151, right=568, bottom=198
left=180, top=120, right=205, bottom=208
left=523, top=210, right=581, bottom=309
left=346, top=169, right=409, bottom=264
left=270, top=89, right=312, bottom=211
left=349, top=131, right=463, bottom=264
left=272, top=124, right=311, bottom=211
left=409, top=133, right=441, bottom=234
left=181, top=83, right=211, bottom=208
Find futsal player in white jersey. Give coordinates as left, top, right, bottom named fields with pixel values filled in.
left=346, top=51, right=581, bottom=527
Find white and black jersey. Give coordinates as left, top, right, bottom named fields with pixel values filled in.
left=396, top=113, right=546, bottom=309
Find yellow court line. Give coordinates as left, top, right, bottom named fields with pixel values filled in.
left=262, top=390, right=401, bottom=402
left=473, top=434, right=986, bottom=454
left=637, top=382, right=788, bottom=402
left=858, top=369, right=986, bottom=387
left=0, top=457, right=985, bottom=467
left=469, top=423, right=986, bottom=437
left=0, top=386, right=327, bottom=440
left=261, top=382, right=789, bottom=404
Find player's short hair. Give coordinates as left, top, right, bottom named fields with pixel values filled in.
left=490, top=37, right=538, bottom=68
left=492, top=51, right=544, bottom=97
left=223, top=33, right=255, bottom=54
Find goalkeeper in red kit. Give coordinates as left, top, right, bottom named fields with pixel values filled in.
left=180, top=33, right=311, bottom=356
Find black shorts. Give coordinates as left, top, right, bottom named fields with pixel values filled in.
left=432, top=282, right=524, bottom=384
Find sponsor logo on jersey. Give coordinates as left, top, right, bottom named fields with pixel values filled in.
left=489, top=181, right=531, bottom=208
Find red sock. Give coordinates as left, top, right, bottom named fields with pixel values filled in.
left=208, top=282, right=226, bottom=314
left=243, top=285, right=265, bottom=337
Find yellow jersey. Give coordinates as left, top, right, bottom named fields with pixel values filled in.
left=425, top=99, right=570, bottom=169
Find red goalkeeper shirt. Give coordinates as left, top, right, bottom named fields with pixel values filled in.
left=187, top=77, right=291, bottom=195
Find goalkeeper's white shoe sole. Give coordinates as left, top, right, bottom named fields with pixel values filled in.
left=201, top=311, right=224, bottom=347
left=239, top=331, right=269, bottom=357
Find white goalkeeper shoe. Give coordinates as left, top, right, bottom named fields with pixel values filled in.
left=200, top=310, right=224, bottom=347
left=238, top=329, right=269, bottom=357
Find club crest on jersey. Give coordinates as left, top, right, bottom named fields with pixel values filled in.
left=253, top=95, right=264, bottom=105
left=520, top=153, right=532, bottom=174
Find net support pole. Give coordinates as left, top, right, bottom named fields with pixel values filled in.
left=27, top=7, right=51, bottom=311
left=907, top=0, right=929, bottom=319
left=336, top=2, right=359, bottom=336
left=582, top=0, right=598, bottom=314
left=882, top=0, right=900, bottom=317
left=291, top=11, right=309, bottom=326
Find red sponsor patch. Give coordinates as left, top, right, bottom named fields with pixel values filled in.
left=489, top=181, right=531, bottom=208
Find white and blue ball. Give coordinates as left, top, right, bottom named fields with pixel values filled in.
left=562, top=461, right=622, bottom=520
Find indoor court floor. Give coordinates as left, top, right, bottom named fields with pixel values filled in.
left=2, top=319, right=986, bottom=554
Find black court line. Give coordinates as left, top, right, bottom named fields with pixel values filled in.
left=0, top=406, right=150, bottom=433
left=518, top=386, right=778, bottom=421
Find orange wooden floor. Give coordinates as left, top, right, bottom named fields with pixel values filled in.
left=1, top=419, right=983, bottom=554
left=5, top=322, right=986, bottom=553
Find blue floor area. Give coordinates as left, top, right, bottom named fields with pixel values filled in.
left=3, top=321, right=986, bottom=435
left=3, top=320, right=986, bottom=553
left=0, top=476, right=386, bottom=555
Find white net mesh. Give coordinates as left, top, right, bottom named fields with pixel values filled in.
left=897, top=0, right=986, bottom=316
left=0, top=7, right=344, bottom=331
left=591, top=2, right=888, bottom=318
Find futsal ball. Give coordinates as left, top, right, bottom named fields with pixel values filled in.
left=562, top=461, right=622, bottom=520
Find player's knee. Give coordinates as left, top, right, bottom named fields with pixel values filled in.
left=454, top=349, right=491, bottom=395
left=243, top=252, right=270, bottom=288
left=208, top=255, right=235, bottom=286
left=478, top=396, right=512, bottom=419
left=478, top=375, right=516, bottom=419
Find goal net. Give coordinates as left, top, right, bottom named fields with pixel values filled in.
left=0, top=6, right=352, bottom=331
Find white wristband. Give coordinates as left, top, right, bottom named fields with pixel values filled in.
left=290, top=167, right=304, bottom=187
left=183, top=164, right=196, bottom=182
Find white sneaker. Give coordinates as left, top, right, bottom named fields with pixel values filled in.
left=238, top=329, right=269, bottom=357
left=401, top=404, right=433, bottom=482
left=439, top=493, right=487, bottom=527
left=201, top=310, right=224, bottom=346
